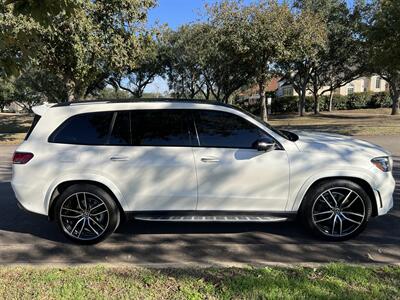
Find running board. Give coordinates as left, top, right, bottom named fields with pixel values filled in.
left=133, top=215, right=289, bottom=222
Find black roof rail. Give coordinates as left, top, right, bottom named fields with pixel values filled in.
left=51, top=98, right=236, bottom=109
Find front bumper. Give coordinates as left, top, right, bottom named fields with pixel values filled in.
left=374, top=173, right=396, bottom=216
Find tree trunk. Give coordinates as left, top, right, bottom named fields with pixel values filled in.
left=313, top=93, right=319, bottom=115
left=65, top=79, right=76, bottom=102
left=392, top=91, right=399, bottom=115
left=299, top=86, right=306, bottom=117
left=328, top=90, right=334, bottom=112
left=259, top=81, right=268, bottom=122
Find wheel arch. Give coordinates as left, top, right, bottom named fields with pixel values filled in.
left=46, top=178, right=127, bottom=221
left=293, top=176, right=378, bottom=217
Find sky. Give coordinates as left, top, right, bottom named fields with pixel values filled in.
left=144, top=0, right=355, bottom=93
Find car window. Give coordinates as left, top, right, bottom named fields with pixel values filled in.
left=109, top=111, right=132, bottom=145
left=131, top=109, right=194, bottom=147
left=194, top=110, right=272, bottom=149
left=50, top=112, right=113, bottom=145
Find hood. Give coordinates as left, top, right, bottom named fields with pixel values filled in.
left=293, top=130, right=390, bottom=158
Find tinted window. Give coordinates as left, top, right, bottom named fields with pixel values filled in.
left=25, top=114, right=41, bottom=140
left=132, top=110, right=192, bottom=146
left=109, top=111, right=131, bottom=145
left=195, top=110, right=272, bottom=148
left=50, top=112, right=113, bottom=145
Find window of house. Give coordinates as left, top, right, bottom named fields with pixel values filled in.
left=347, top=83, right=355, bottom=95
left=376, top=77, right=381, bottom=89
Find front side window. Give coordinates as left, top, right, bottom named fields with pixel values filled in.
left=50, top=112, right=113, bottom=145
left=131, top=110, right=193, bottom=146
left=194, top=110, right=272, bottom=149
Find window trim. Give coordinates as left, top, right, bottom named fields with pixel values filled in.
left=47, top=108, right=282, bottom=150
left=191, top=109, right=282, bottom=150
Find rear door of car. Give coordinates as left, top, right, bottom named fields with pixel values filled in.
left=103, top=109, right=198, bottom=211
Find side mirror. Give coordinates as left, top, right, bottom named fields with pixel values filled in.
left=253, top=139, right=276, bottom=152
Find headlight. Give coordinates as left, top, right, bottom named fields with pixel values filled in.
left=371, top=156, right=392, bottom=172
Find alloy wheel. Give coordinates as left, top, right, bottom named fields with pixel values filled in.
left=59, top=192, right=110, bottom=241
left=311, top=187, right=366, bottom=237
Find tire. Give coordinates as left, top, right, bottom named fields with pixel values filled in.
left=54, top=184, right=120, bottom=244
left=300, top=179, right=372, bottom=241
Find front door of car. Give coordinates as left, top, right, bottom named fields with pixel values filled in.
left=192, top=109, right=290, bottom=212
left=102, top=109, right=198, bottom=212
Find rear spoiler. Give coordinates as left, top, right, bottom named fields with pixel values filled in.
left=32, top=103, right=53, bottom=116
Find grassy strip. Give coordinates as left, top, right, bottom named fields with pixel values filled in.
left=0, top=264, right=398, bottom=299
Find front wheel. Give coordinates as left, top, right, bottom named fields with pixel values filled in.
left=301, top=179, right=372, bottom=241
left=54, top=184, right=120, bottom=244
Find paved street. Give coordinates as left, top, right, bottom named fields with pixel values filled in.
left=0, top=136, right=398, bottom=266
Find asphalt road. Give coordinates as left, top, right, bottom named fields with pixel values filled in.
left=0, top=136, right=399, bottom=266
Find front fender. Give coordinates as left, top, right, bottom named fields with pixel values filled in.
left=44, top=172, right=128, bottom=214
left=289, top=169, right=375, bottom=212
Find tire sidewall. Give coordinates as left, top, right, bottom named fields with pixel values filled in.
left=54, top=184, right=120, bottom=245
left=301, top=179, right=372, bottom=241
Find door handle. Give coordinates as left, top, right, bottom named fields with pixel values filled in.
left=201, top=157, right=220, bottom=163
left=110, top=156, right=129, bottom=161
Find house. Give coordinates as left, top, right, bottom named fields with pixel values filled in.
left=236, top=77, right=280, bottom=106
left=276, top=75, right=389, bottom=98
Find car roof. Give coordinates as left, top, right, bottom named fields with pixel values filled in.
left=51, top=98, right=236, bottom=110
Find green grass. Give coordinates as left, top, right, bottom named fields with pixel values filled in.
left=270, top=108, right=400, bottom=136
left=0, top=264, right=399, bottom=299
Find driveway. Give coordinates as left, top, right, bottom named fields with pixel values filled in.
left=0, top=136, right=399, bottom=266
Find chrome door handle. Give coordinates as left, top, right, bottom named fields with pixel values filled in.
left=110, top=156, right=129, bottom=161
left=201, top=157, right=220, bottom=163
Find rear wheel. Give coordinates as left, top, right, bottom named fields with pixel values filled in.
left=54, top=184, right=120, bottom=244
left=301, top=179, right=372, bottom=241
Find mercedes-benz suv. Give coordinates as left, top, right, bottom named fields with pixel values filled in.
left=11, top=99, right=395, bottom=244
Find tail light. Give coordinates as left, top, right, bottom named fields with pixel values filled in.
left=12, top=152, right=34, bottom=164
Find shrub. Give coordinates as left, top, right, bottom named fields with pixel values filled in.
left=270, top=91, right=391, bottom=113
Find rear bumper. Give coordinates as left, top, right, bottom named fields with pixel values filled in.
left=11, top=181, right=47, bottom=216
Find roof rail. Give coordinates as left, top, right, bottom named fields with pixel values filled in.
left=51, top=98, right=236, bottom=109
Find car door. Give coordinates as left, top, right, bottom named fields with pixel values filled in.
left=101, top=109, right=198, bottom=211
left=192, top=109, right=290, bottom=212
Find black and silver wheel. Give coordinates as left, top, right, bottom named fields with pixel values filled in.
left=301, top=179, right=372, bottom=241
left=54, top=184, right=120, bottom=244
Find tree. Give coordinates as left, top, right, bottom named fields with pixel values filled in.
left=0, top=71, right=14, bottom=112
left=161, top=25, right=207, bottom=99
left=365, top=0, right=400, bottom=115
left=302, top=0, right=363, bottom=114
left=202, top=0, right=253, bottom=103
left=109, top=34, right=165, bottom=98
left=11, top=68, right=67, bottom=111
left=244, top=0, right=291, bottom=121
left=278, top=6, right=328, bottom=116
left=1, top=0, right=156, bottom=102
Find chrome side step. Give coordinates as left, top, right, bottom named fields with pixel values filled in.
left=134, top=215, right=288, bottom=222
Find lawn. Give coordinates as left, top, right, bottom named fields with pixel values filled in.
left=0, top=108, right=399, bottom=145
left=0, top=264, right=398, bottom=299
left=0, top=113, right=32, bottom=145
left=270, top=108, right=400, bottom=136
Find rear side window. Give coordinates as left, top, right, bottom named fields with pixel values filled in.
left=194, top=110, right=272, bottom=149
left=131, top=110, right=193, bottom=146
left=25, top=114, right=41, bottom=140
left=49, top=112, right=113, bottom=145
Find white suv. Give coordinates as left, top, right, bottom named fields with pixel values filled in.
left=11, top=100, right=395, bottom=244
